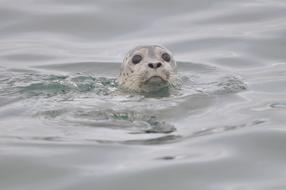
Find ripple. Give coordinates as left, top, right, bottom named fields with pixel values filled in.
left=0, top=61, right=247, bottom=143
left=96, top=135, right=183, bottom=145
left=189, top=119, right=267, bottom=139
left=270, top=102, right=286, bottom=109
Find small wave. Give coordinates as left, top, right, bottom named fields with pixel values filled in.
left=19, top=75, right=118, bottom=97
left=0, top=63, right=247, bottom=144
left=181, top=74, right=247, bottom=95
left=270, top=102, right=286, bottom=109
left=36, top=108, right=176, bottom=134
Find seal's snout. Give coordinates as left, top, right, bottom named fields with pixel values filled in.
left=148, top=62, right=162, bottom=69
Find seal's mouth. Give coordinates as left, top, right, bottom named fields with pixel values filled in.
left=144, top=76, right=167, bottom=85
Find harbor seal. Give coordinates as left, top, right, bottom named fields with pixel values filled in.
left=118, top=45, right=177, bottom=93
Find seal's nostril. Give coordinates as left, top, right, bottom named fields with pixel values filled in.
left=148, top=63, right=154, bottom=68
left=148, top=62, right=162, bottom=69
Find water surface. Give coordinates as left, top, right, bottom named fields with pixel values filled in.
left=1, top=0, right=286, bottom=190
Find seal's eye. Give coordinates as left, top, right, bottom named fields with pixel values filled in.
left=162, top=53, right=171, bottom=62
left=132, top=54, right=142, bottom=64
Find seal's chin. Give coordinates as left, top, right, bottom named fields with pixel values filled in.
left=141, top=76, right=169, bottom=93
left=144, top=76, right=167, bottom=85
left=144, top=76, right=166, bottom=85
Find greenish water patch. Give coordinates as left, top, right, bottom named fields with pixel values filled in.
left=20, top=75, right=118, bottom=97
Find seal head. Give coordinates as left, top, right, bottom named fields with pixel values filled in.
left=118, top=45, right=177, bottom=92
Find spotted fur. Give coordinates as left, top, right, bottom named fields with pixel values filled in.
left=118, top=45, right=177, bottom=92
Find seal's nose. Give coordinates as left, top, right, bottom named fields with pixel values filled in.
left=148, top=62, right=162, bottom=69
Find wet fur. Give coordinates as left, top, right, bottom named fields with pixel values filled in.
left=118, top=45, right=178, bottom=92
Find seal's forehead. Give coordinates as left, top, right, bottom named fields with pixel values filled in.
left=127, top=45, right=171, bottom=57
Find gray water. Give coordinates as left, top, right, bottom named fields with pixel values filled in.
left=1, top=0, right=286, bottom=190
